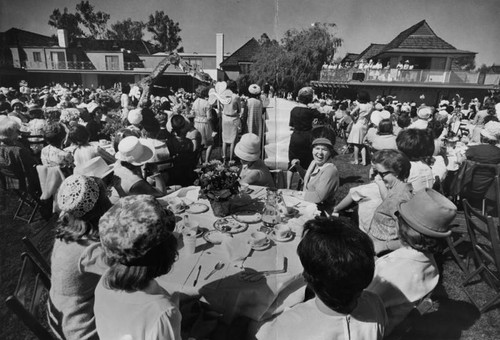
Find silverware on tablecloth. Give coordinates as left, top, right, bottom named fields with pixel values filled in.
left=204, top=261, right=224, bottom=280
left=193, top=265, right=202, bottom=286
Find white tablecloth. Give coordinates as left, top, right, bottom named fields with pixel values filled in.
left=156, top=185, right=318, bottom=322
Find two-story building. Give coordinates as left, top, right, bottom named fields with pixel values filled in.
left=0, top=28, right=229, bottom=92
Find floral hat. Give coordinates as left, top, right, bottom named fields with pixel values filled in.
left=57, top=175, right=100, bottom=218
left=248, top=84, right=261, bottom=95
left=481, top=121, right=500, bottom=141
left=60, top=108, right=81, bottom=124
left=99, top=195, right=175, bottom=266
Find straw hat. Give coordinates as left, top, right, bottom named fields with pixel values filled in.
left=74, top=156, right=114, bottom=179
left=397, top=188, right=457, bottom=238
left=417, top=106, right=432, bottom=120
left=57, top=175, right=100, bottom=218
left=235, top=133, right=261, bottom=162
left=115, top=136, right=153, bottom=166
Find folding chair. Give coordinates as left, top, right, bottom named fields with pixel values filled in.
left=462, top=199, right=500, bottom=312
left=22, top=236, right=51, bottom=280
left=5, top=252, right=62, bottom=340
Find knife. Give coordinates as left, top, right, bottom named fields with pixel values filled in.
left=193, top=265, right=202, bottom=286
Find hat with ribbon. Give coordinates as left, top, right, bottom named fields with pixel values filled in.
left=397, top=188, right=457, bottom=238
left=57, top=175, right=100, bottom=218
left=115, top=136, right=154, bottom=166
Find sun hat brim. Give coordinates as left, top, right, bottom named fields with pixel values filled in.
left=116, top=141, right=154, bottom=166
left=234, top=143, right=260, bottom=162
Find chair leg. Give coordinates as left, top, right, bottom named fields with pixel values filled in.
left=445, top=236, right=469, bottom=274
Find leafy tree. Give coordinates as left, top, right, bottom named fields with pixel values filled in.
left=48, top=8, right=84, bottom=39
left=250, top=23, right=342, bottom=93
left=146, top=10, right=182, bottom=52
left=106, top=18, right=145, bottom=40
left=451, top=55, right=476, bottom=71
left=76, top=1, right=110, bottom=38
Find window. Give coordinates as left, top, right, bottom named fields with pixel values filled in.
left=239, top=62, right=252, bottom=74
left=105, top=55, right=120, bottom=70
left=50, top=52, right=66, bottom=69
left=33, top=52, right=42, bottom=62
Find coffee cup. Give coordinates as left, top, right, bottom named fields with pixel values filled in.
left=99, top=139, right=109, bottom=146
left=275, top=225, right=291, bottom=239
left=249, top=231, right=267, bottom=247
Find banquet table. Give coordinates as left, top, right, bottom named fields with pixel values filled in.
left=156, top=185, right=318, bottom=323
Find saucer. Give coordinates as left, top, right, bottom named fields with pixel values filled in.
left=203, top=230, right=224, bottom=244
left=249, top=239, right=271, bottom=251
left=187, top=203, right=209, bottom=214
left=270, top=231, right=294, bottom=242
left=213, top=217, right=248, bottom=234
left=232, top=211, right=262, bottom=224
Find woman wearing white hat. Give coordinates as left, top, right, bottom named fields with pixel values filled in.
left=246, top=84, right=264, bottom=140
left=235, top=133, right=274, bottom=187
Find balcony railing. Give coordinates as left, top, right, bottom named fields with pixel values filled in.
left=319, top=68, right=500, bottom=86
left=23, top=61, right=146, bottom=71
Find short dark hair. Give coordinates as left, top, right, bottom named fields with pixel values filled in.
left=427, top=120, right=444, bottom=140
left=226, top=80, right=238, bottom=93
left=43, top=123, right=66, bottom=146
left=396, top=128, right=434, bottom=161
left=377, top=119, right=393, bottom=135
left=357, top=91, right=370, bottom=104
left=397, top=113, right=411, bottom=129
left=371, top=149, right=411, bottom=180
left=68, top=124, right=90, bottom=146
left=103, top=233, right=178, bottom=292
left=298, top=217, right=375, bottom=314
left=397, top=214, right=444, bottom=253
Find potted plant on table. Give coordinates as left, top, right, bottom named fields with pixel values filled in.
left=195, top=160, right=240, bottom=217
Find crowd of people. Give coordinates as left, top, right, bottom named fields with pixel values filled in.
left=1, top=78, right=500, bottom=339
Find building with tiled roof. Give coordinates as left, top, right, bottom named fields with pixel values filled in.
left=219, top=38, right=261, bottom=80
left=313, top=20, right=498, bottom=104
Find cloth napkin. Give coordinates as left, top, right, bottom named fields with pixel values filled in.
left=222, top=236, right=252, bottom=264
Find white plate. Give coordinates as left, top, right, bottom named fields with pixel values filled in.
left=213, top=218, right=248, bottom=234
left=232, top=211, right=262, bottom=224
left=203, top=230, right=224, bottom=244
left=248, top=239, right=271, bottom=251
left=187, top=203, right=209, bottom=214
left=270, top=231, right=294, bottom=242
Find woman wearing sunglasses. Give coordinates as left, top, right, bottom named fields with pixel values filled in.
left=367, top=149, right=414, bottom=255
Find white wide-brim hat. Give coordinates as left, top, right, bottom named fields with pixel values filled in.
left=74, top=156, right=114, bottom=178
left=235, top=133, right=261, bottom=162
left=115, top=136, right=154, bottom=166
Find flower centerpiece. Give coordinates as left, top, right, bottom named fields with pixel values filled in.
left=195, top=160, right=240, bottom=217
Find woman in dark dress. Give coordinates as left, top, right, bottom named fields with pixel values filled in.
left=287, top=87, right=324, bottom=188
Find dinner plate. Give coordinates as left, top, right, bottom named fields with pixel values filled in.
left=232, top=211, right=262, bottom=224
left=203, top=230, right=224, bottom=244
left=187, top=203, right=209, bottom=214
left=248, top=239, right=271, bottom=251
left=213, top=217, right=248, bottom=234
left=270, top=231, right=294, bottom=242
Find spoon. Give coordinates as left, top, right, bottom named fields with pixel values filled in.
left=204, top=261, right=224, bottom=280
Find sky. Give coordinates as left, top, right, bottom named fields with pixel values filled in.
left=1, top=0, right=499, bottom=67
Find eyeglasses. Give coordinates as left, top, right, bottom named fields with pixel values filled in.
left=371, top=169, right=393, bottom=179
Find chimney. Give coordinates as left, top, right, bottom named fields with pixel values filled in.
left=57, top=29, right=68, bottom=48
left=216, top=33, right=224, bottom=70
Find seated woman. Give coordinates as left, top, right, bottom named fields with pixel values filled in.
left=367, top=189, right=456, bottom=335
left=290, top=128, right=339, bottom=215
left=396, top=129, right=435, bottom=192
left=41, top=122, right=74, bottom=173
left=234, top=133, right=274, bottom=187
left=94, top=195, right=181, bottom=340
left=114, top=136, right=164, bottom=197
left=49, top=175, right=112, bottom=340
left=66, top=124, right=115, bottom=167
left=256, top=217, right=386, bottom=340
left=368, top=119, right=397, bottom=151
left=367, top=149, right=414, bottom=255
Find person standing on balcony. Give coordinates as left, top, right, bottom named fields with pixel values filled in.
left=396, top=60, right=404, bottom=80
